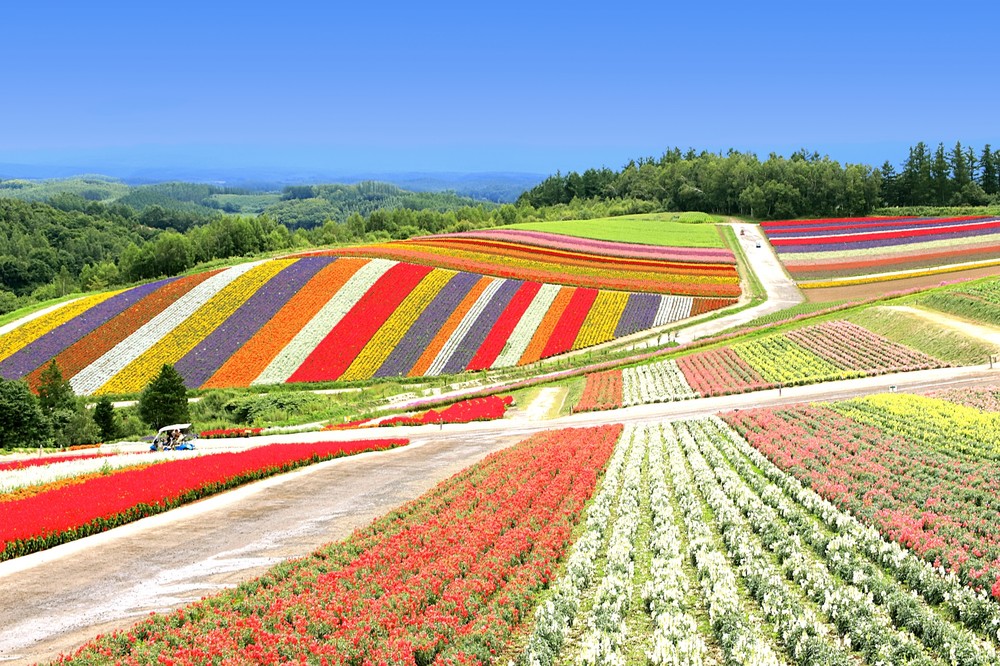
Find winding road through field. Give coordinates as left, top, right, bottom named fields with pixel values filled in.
left=1, top=361, right=998, bottom=665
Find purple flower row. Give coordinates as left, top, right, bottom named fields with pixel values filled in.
left=0, top=278, right=178, bottom=380
left=440, top=279, right=522, bottom=375
left=174, top=257, right=336, bottom=388
left=613, top=293, right=660, bottom=338
left=775, top=225, right=1000, bottom=253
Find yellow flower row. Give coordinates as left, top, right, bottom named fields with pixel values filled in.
left=97, top=260, right=296, bottom=394
left=799, top=258, right=1000, bottom=289
left=572, top=291, right=629, bottom=350
left=0, top=291, right=123, bottom=363
left=734, top=336, right=850, bottom=384
left=339, top=268, right=457, bottom=382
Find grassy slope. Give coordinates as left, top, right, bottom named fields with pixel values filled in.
left=502, top=212, right=726, bottom=248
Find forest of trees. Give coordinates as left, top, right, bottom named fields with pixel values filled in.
left=518, top=143, right=1000, bottom=218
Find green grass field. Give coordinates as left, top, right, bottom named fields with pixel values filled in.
left=503, top=212, right=727, bottom=248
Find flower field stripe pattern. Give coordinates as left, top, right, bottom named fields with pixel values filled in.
left=540, top=287, right=600, bottom=359
left=436, top=228, right=738, bottom=263
left=727, top=402, right=1000, bottom=602
left=0, top=292, right=122, bottom=365
left=0, top=278, right=175, bottom=381
left=407, top=275, right=493, bottom=377
left=572, top=289, right=630, bottom=350
left=762, top=216, right=1000, bottom=283
left=732, top=335, right=847, bottom=384
left=69, top=263, right=262, bottom=395
left=337, top=267, right=457, bottom=381
left=492, top=282, right=561, bottom=368
left=784, top=320, right=944, bottom=373
left=313, top=236, right=741, bottom=297
left=622, top=358, right=697, bottom=405
left=97, top=260, right=295, bottom=395
left=613, top=292, right=660, bottom=337
left=439, top=278, right=523, bottom=375
left=465, top=280, right=541, bottom=371
left=373, top=271, right=480, bottom=378
left=27, top=271, right=221, bottom=391
left=653, top=295, right=694, bottom=327
left=518, top=285, right=575, bottom=366
left=768, top=217, right=1000, bottom=247
left=288, top=262, right=435, bottom=383
left=173, top=256, right=334, bottom=389
left=424, top=277, right=504, bottom=376
left=252, top=258, right=395, bottom=385
left=679, top=348, right=772, bottom=396
left=1, top=439, right=406, bottom=561
left=364, top=394, right=513, bottom=427
left=203, top=257, right=364, bottom=389
left=58, top=426, right=621, bottom=664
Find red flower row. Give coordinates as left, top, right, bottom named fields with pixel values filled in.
left=199, top=427, right=264, bottom=439
left=1, top=439, right=406, bottom=560
left=59, top=425, right=622, bottom=664
left=376, top=395, right=515, bottom=427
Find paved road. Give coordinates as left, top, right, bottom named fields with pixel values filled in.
left=2, top=364, right=998, bottom=664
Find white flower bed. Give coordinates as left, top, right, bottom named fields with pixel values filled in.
left=520, top=425, right=633, bottom=666
left=71, top=262, right=264, bottom=395
left=661, top=423, right=783, bottom=665
left=643, top=425, right=706, bottom=665
left=492, top=283, right=561, bottom=369
left=577, top=425, right=646, bottom=665
left=653, top=295, right=693, bottom=327
left=622, top=359, right=697, bottom=406
left=253, top=259, right=396, bottom=384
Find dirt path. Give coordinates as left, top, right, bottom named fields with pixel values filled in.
left=2, top=362, right=998, bottom=664
left=883, top=305, right=1000, bottom=348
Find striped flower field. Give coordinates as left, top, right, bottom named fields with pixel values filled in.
left=762, top=215, right=1000, bottom=285
left=0, top=237, right=738, bottom=395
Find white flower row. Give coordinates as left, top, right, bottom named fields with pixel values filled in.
left=622, top=359, right=698, bottom=406
left=661, top=424, right=784, bottom=665
left=519, top=425, right=634, bottom=666
left=425, top=278, right=505, bottom=376
left=686, top=418, right=990, bottom=665
left=492, top=283, right=561, bottom=369
left=643, top=425, right=706, bottom=666
left=578, top=424, right=646, bottom=666
left=0, top=451, right=198, bottom=494
left=704, top=416, right=1000, bottom=653
left=252, top=259, right=396, bottom=385
left=673, top=422, right=847, bottom=664
left=654, top=295, right=694, bottom=327
left=71, top=262, right=264, bottom=395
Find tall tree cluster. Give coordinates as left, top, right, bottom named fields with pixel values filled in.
left=518, top=149, right=881, bottom=219
left=881, top=142, right=999, bottom=207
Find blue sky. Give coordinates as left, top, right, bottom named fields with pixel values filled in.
left=2, top=1, right=998, bottom=175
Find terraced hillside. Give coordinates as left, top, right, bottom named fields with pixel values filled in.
left=0, top=231, right=740, bottom=395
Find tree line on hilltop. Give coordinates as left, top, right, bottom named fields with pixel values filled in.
left=518, top=142, right=1000, bottom=218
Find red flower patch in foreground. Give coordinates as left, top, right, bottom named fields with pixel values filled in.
left=58, top=425, right=622, bottom=665
left=0, top=439, right=406, bottom=561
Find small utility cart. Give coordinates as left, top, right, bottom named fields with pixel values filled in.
left=150, top=423, right=197, bottom=451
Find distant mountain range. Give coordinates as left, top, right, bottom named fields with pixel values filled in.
left=0, top=164, right=544, bottom=203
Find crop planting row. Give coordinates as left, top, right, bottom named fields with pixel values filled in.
left=314, top=230, right=741, bottom=296
left=761, top=215, right=1000, bottom=282
left=1, top=439, right=405, bottom=561
left=0, top=254, right=736, bottom=395
left=59, top=425, right=622, bottom=665
left=575, top=319, right=944, bottom=411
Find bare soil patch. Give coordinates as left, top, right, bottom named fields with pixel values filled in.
left=801, top=264, right=1000, bottom=302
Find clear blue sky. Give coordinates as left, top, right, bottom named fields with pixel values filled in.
left=2, top=1, right=998, bottom=175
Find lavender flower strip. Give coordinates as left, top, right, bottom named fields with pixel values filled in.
left=174, top=257, right=334, bottom=388
left=0, top=278, right=177, bottom=380
left=775, top=226, right=1000, bottom=253
left=613, top=292, right=660, bottom=338
left=765, top=216, right=994, bottom=238
left=373, top=271, right=480, bottom=378
left=440, top=279, right=522, bottom=375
